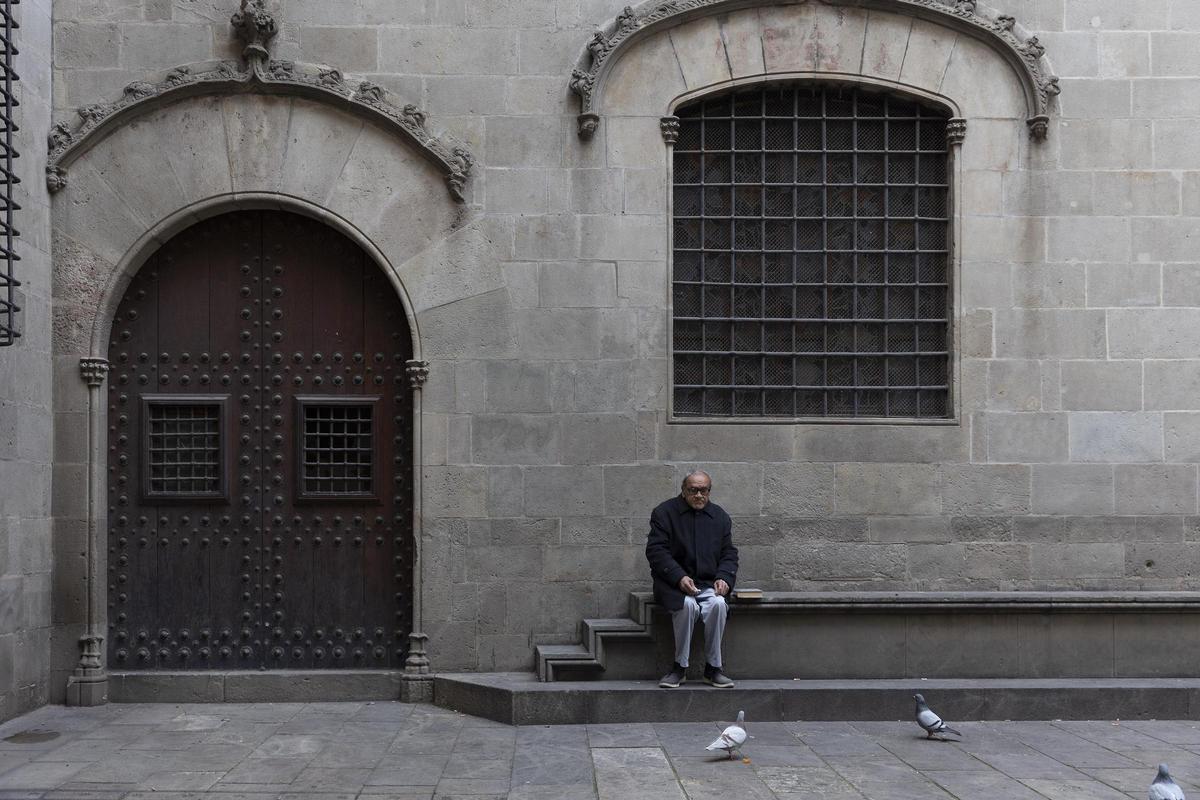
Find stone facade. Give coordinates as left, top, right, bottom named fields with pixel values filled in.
left=6, top=0, right=1199, bottom=703
left=0, top=0, right=53, bottom=723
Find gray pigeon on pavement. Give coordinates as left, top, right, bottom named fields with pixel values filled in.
left=705, top=709, right=749, bottom=759
left=913, top=694, right=961, bottom=740
left=1150, top=763, right=1186, bottom=800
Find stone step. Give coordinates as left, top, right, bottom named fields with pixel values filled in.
left=434, top=672, right=1200, bottom=726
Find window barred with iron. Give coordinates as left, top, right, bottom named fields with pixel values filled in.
left=296, top=397, right=378, bottom=501
left=0, top=0, right=19, bottom=347
left=671, top=84, right=952, bottom=420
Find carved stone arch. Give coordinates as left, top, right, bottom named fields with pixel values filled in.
left=666, top=72, right=963, bottom=119
left=48, top=0, right=474, bottom=201
left=570, top=0, right=1059, bottom=140
left=50, top=92, right=475, bottom=703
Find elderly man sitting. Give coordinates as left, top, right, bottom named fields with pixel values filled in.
left=645, top=470, right=739, bottom=688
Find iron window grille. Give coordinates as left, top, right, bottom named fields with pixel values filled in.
left=296, top=397, right=379, bottom=501
left=0, top=0, right=18, bottom=347
left=141, top=396, right=228, bottom=501
left=671, top=84, right=952, bottom=419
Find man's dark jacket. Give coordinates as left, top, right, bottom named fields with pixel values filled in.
left=646, top=495, right=739, bottom=611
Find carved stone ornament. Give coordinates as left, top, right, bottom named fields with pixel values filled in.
left=569, top=0, right=1060, bottom=141
left=946, top=118, right=967, bottom=146
left=78, top=634, right=104, bottom=670
left=660, top=116, right=680, bottom=144
left=404, top=631, right=431, bottom=674
left=405, top=359, right=431, bottom=388
left=47, top=1, right=473, bottom=202
left=79, top=357, right=110, bottom=387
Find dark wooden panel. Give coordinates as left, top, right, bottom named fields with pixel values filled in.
left=109, top=210, right=412, bottom=671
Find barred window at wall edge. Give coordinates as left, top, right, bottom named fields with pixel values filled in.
left=0, top=0, right=18, bottom=347
left=671, top=83, right=952, bottom=420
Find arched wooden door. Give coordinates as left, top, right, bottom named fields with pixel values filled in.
left=106, top=210, right=413, bottom=670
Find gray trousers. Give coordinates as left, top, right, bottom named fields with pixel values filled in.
left=671, top=587, right=728, bottom=669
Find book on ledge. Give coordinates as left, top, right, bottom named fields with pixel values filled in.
left=732, top=588, right=763, bottom=601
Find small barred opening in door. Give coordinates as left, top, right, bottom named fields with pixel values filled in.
left=107, top=210, right=414, bottom=670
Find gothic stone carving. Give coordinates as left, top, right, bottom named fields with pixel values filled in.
left=660, top=116, right=680, bottom=144
left=946, top=118, right=967, bottom=146
left=231, top=0, right=278, bottom=65
left=405, top=359, right=431, bottom=388
left=47, top=1, right=474, bottom=202
left=79, top=357, right=110, bottom=387
left=569, top=0, right=1060, bottom=141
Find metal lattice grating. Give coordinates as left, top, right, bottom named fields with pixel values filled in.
left=672, top=84, right=951, bottom=419
left=0, top=1, right=20, bottom=347
left=302, top=404, right=374, bottom=495
left=147, top=403, right=221, bottom=494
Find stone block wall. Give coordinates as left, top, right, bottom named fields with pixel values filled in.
left=0, top=0, right=53, bottom=722
left=44, top=0, right=1200, bottom=675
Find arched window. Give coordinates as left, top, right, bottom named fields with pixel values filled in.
left=671, top=84, right=952, bottom=420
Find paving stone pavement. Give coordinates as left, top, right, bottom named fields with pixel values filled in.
left=1, top=702, right=1199, bottom=799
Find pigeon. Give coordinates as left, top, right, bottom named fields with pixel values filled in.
left=1150, top=763, right=1186, bottom=800
left=705, top=709, right=750, bottom=759
left=913, top=694, right=961, bottom=740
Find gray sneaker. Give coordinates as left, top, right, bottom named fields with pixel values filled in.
left=659, top=663, right=686, bottom=688
left=704, top=665, right=734, bottom=688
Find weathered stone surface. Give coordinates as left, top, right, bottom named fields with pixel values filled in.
left=524, top=466, right=604, bottom=516
left=762, top=464, right=834, bottom=516
left=1166, top=413, right=1200, bottom=462
left=777, top=541, right=907, bottom=582
left=1030, top=543, right=1125, bottom=580
left=994, top=310, right=1107, bottom=359
left=1145, top=361, right=1200, bottom=410
left=1068, top=412, right=1163, bottom=462
left=1060, top=360, right=1143, bottom=411
left=560, top=414, right=636, bottom=465
left=472, top=414, right=560, bottom=465
left=1115, top=464, right=1198, bottom=514
left=941, top=465, right=1031, bottom=515
left=835, top=464, right=939, bottom=516
left=909, top=543, right=1030, bottom=583
left=868, top=516, right=951, bottom=544
left=1031, top=464, right=1115, bottom=515
left=1109, top=309, right=1200, bottom=359
left=984, top=413, right=1069, bottom=463
left=986, top=360, right=1042, bottom=411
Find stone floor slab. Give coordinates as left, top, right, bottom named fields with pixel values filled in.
left=6, top=702, right=1200, bottom=798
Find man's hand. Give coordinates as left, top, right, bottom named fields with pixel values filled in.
left=714, top=579, right=730, bottom=597
left=678, top=576, right=700, bottom=596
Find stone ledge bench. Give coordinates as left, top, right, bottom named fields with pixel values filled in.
left=536, top=591, right=1200, bottom=682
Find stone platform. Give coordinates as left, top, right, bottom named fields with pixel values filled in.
left=537, top=591, right=1200, bottom=682
left=435, top=672, right=1200, bottom=726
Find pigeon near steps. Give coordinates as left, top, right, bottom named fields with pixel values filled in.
left=914, top=693, right=962, bottom=741
left=705, top=709, right=750, bottom=760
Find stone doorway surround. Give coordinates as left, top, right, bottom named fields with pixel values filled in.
left=49, top=1, right=474, bottom=706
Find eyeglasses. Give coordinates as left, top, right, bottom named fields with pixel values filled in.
left=683, top=486, right=711, bottom=495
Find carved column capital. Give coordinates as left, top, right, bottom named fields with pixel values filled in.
left=946, top=118, right=967, bottom=146
left=79, top=357, right=109, bottom=387
left=405, top=359, right=430, bottom=388
left=660, top=116, right=680, bottom=145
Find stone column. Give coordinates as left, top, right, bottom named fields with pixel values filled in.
left=66, top=357, right=109, bottom=706
left=400, top=359, right=432, bottom=703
